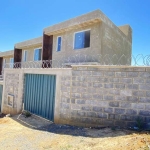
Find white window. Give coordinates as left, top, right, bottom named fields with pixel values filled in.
left=3, top=58, right=6, bottom=68
left=56, top=36, right=62, bottom=51
left=74, top=30, right=90, bottom=49
left=34, top=48, right=42, bottom=61
left=10, top=58, right=14, bottom=68
left=24, top=50, right=28, bottom=62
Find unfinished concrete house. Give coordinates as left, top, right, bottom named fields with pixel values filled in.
left=43, top=9, right=132, bottom=66
left=4, top=10, right=150, bottom=130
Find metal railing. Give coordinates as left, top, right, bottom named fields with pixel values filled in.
left=4, top=54, right=150, bottom=69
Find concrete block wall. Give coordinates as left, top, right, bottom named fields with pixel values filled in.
left=2, top=70, right=24, bottom=115
left=60, top=66, right=150, bottom=127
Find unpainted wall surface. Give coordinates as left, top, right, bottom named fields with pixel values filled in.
left=59, top=66, right=150, bottom=127
left=2, top=70, right=24, bottom=115
left=22, top=44, right=42, bottom=62
left=52, top=22, right=102, bottom=63
left=101, top=22, right=132, bottom=65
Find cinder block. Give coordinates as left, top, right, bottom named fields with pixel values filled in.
left=115, top=84, right=125, bottom=89
left=77, top=111, right=86, bottom=117
left=72, top=71, right=82, bottom=76
left=139, top=110, right=150, bottom=116
left=131, top=103, right=145, bottom=109
left=93, top=83, right=103, bottom=88
left=133, top=78, right=144, bottom=84
left=86, top=112, right=96, bottom=117
left=76, top=76, right=86, bottom=82
left=71, top=105, right=81, bottom=110
left=93, top=106, right=103, bottom=112
left=115, top=72, right=127, bottom=77
left=76, top=99, right=86, bottom=104
left=72, top=81, right=81, bottom=87
left=132, top=91, right=145, bottom=97
left=120, top=90, right=132, bottom=96
left=120, top=102, right=131, bottom=108
left=71, top=93, right=81, bottom=99
left=104, top=83, right=113, bottom=88
left=145, top=104, right=150, bottom=110
left=82, top=106, right=91, bottom=111
left=139, top=97, right=150, bottom=103
left=82, top=93, right=92, bottom=99
left=109, top=89, right=120, bottom=95
left=115, top=95, right=126, bottom=101
left=87, top=77, right=99, bottom=82
left=103, top=95, right=114, bottom=100
left=126, top=84, right=139, bottom=90
left=109, top=78, right=119, bottom=83
left=120, top=78, right=132, bottom=83
left=127, top=72, right=139, bottom=77
left=98, top=77, right=109, bottom=83
left=82, top=71, right=92, bottom=75
left=93, top=94, right=103, bottom=100
left=86, top=88, right=95, bottom=93
left=61, top=97, right=70, bottom=103
left=126, top=109, right=137, bottom=115
left=109, top=101, right=119, bottom=107
left=127, top=96, right=138, bottom=102
left=97, top=112, right=107, bottom=118
left=139, top=84, right=150, bottom=90
left=61, top=103, right=70, bottom=109
left=104, top=72, right=115, bottom=77
left=104, top=108, right=113, bottom=113
left=139, top=72, right=150, bottom=78
left=146, top=91, right=150, bottom=97
left=92, top=71, right=104, bottom=76
left=115, top=108, right=125, bottom=114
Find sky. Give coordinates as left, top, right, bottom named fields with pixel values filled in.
left=0, top=0, right=150, bottom=57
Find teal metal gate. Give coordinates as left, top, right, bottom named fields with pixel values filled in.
left=0, top=85, right=3, bottom=112
left=24, top=74, right=56, bottom=121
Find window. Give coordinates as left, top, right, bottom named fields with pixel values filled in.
left=74, top=30, right=90, bottom=49
left=3, top=59, right=6, bottom=68
left=56, top=36, right=62, bottom=51
left=24, top=50, right=28, bottom=62
left=10, top=58, right=14, bottom=68
left=34, top=48, right=42, bottom=61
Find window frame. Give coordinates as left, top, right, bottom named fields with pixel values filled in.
left=23, top=50, right=28, bottom=62
left=10, top=57, right=14, bottom=68
left=56, top=36, right=62, bottom=52
left=33, top=48, right=42, bottom=61
left=73, top=29, right=91, bottom=50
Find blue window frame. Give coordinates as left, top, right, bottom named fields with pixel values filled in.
left=34, top=48, right=41, bottom=61
left=74, top=30, right=90, bottom=49
left=57, top=36, right=62, bottom=51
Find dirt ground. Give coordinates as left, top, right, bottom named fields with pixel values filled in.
left=0, top=114, right=150, bottom=150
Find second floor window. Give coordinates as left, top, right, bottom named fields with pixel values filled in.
left=74, top=30, right=90, bottom=49
left=34, top=48, right=42, bottom=61
left=57, top=36, right=62, bottom=51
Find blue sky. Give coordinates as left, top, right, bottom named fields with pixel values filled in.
left=0, top=0, right=150, bottom=56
